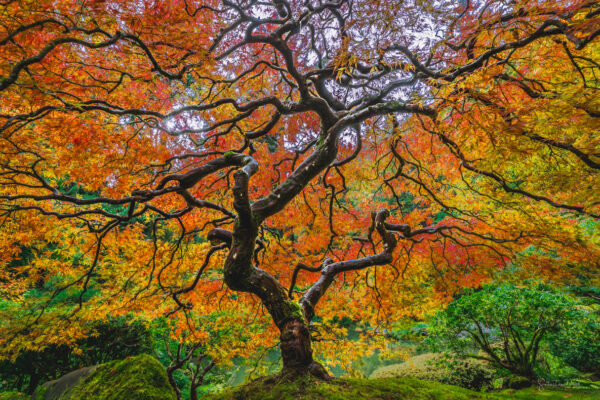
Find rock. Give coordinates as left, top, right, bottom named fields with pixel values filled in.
left=32, top=366, right=96, bottom=400
left=502, top=375, right=533, bottom=389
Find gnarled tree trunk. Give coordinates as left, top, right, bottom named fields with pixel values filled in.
left=210, top=160, right=400, bottom=380
left=279, top=319, right=329, bottom=379
left=209, top=159, right=332, bottom=380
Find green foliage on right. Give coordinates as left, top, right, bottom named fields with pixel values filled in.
left=547, top=310, right=600, bottom=377
left=428, top=283, right=586, bottom=382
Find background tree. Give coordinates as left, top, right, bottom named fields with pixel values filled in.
left=0, top=0, right=598, bottom=381
left=152, top=317, right=233, bottom=400
left=428, top=284, right=583, bottom=385
left=161, top=339, right=216, bottom=400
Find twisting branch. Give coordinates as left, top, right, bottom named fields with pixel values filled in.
left=419, top=119, right=600, bottom=218
left=0, top=0, right=597, bottom=376
left=300, top=210, right=397, bottom=322
left=288, top=260, right=328, bottom=300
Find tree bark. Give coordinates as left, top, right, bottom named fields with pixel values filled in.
left=279, top=319, right=330, bottom=380
left=213, top=160, right=331, bottom=380
left=166, top=365, right=182, bottom=400
left=280, top=319, right=312, bottom=369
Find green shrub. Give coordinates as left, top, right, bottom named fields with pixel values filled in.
left=535, top=351, right=584, bottom=384
left=548, top=317, right=600, bottom=377
left=428, top=283, right=584, bottom=383
left=369, top=353, right=495, bottom=391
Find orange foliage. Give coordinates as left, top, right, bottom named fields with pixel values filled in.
left=0, top=0, right=598, bottom=371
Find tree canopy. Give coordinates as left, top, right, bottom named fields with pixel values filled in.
left=0, top=0, right=599, bottom=378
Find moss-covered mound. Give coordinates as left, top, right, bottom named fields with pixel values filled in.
left=370, top=353, right=494, bottom=390
left=203, top=374, right=600, bottom=400
left=203, top=375, right=488, bottom=400
left=34, top=354, right=176, bottom=400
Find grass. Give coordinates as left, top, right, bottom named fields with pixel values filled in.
left=496, top=386, right=600, bottom=399
left=369, top=353, right=494, bottom=391
left=203, top=375, right=600, bottom=400
left=0, top=392, right=29, bottom=400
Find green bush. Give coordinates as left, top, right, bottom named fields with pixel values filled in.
left=535, top=350, right=584, bottom=384
left=370, top=353, right=495, bottom=391
left=428, top=283, right=584, bottom=383
left=548, top=317, right=600, bottom=377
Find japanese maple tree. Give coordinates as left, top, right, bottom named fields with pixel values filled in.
left=0, top=0, right=598, bottom=379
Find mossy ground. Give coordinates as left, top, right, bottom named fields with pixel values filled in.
left=204, top=375, right=600, bottom=400
left=370, top=353, right=494, bottom=391
left=499, top=387, right=600, bottom=399
left=0, top=392, right=29, bottom=400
